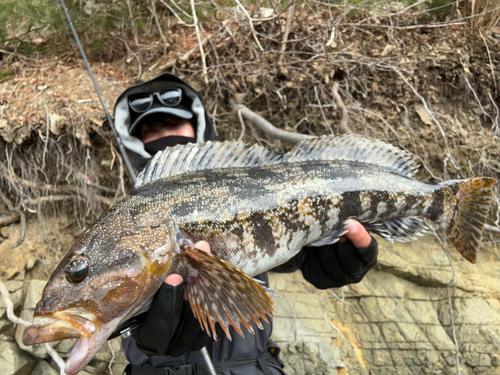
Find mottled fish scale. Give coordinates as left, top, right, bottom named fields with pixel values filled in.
left=128, top=161, right=440, bottom=275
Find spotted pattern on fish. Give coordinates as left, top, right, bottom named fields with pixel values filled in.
left=427, top=188, right=445, bottom=221
left=125, top=163, right=444, bottom=275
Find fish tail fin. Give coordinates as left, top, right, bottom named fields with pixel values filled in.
left=180, top=245, right=276, bottom=340
left=439, top=177, right=496, bottom=263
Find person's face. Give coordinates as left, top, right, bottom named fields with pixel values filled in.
left=140, top=116, right=195, bottom=144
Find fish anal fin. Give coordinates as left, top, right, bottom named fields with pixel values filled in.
left=181, top=246, right=275, bottom=340
left=363, top=217, right=428, bottom=243
left=307, top=222, right=349, bottom=247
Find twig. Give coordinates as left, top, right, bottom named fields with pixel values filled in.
left=233, top=0, right=264, bottom=51
left=488, top=92, right=500, bottom=136
left=0, top=213, right=20, bottom=226
left=344, top=21, right=467, bottom=30
left=460, top=62, right=493, bottom=124
left=158, top=0, right=192, bottom=25
left=190, top=0, right=208, bottom=84
left=355, top=107, right=400, bottom=140
left=0, top=187, right=15, bottom=211
left=237, top=109, right=246, bottom=142
left=0, top=278, right=67, bottom=375
left=447, top=285, right=462, bottom=375
left=328, top=289, right=352, bottom=306
left=126, top=0, right=139, bottom=45
left=0, top=49, right=36, bottom=62
left=314, top=86, right=334, bottom=135
left=479, top=31, right=497, bottom=98
left=277, top=4, right=295, bottom=77
left=0, top=164, right=115, bottom=206
left=429, top=224, right=462, bottom=375
left=114, top=36, right=142, bottom=79
left=319, top=290, right=345, bottom=342
left=228, top=98, right=314, bottom=143
left=0, top=278, right=31, bottom=326
left=42, top=99, right=49, bottom=170
left=107, top=341, right=115, bottom=375
left=158, top=34, right=212, bottom=70
left=169, top=0, right=194, bottom=21
left=325, top=27, right=335, bottom=47
left=150, top=0, right=168, bottom=56
left=331, top=83, right=352, bottom=134
left=283, top=274, right=298, bottom=342
left=23, top=194, right=114, bottom=206
left=110, top=146, right=126, bottom=198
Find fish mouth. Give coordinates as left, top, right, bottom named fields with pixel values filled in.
left=23, top=309, right=121, bottom=375
left=22, top=310, right=97, bottom=346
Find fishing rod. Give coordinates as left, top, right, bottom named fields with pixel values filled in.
left=58, top=0, right=137, bottom=184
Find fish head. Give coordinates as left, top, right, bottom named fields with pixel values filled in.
left=23, top=217, right=177, bottom=375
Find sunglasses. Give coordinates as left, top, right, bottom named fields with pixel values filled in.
left=128, top=88, right=182, bottom=113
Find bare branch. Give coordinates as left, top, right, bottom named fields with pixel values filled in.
left=228, top=98, right=314, bottom=143
left=126, top=0, right=139, bottom=46
left=190, top=0, right=208, bottom=84
left=0, top=213, right=20, bottom=226
left=233, top=0, right=263, bottom=51
left=0, top=188, right=15, bottom=211
left=149, top=0, right=168, bottom=56
left=314, top=86, right=334, bottom=135
left=277, top=4, right=295, bottom=77
left=331, top=83, right=352, bottom=134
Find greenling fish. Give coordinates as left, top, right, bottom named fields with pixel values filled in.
left=23, top=134, right=495, bottom=375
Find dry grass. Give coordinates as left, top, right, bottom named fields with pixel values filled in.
left=460, top=0, right=500, bottom=30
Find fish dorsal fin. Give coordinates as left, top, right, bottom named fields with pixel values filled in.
left=136, top=141, right=285, bottom=188
left=288, top=135, right=419, bottom=178
left=136, top=135, right=418, bottom=188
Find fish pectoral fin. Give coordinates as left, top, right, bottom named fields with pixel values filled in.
left=362, top=217, right=428, bottom=243
left=306, top=223, right=349, bottom=247
left=180, top=245, right=276, bottom=341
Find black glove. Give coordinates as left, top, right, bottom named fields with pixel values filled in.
left=131, top=282, right=213, bottom=357
left=297, top=237, right=378, bottom=289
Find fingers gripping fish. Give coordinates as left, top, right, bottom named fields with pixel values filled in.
left=22, top=135, right=495, bottom=375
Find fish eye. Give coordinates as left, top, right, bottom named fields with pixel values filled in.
left=65, top=257, right=90, bottom=284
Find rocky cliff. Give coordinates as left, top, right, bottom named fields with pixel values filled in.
left=1, top=224, right=499, bottom=375
left=270, top=236, right=500, bottom=375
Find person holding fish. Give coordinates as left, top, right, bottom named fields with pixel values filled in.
left=112, top=73, right=379, bottom=375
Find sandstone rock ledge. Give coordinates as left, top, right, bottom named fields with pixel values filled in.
left=269, top=235, right=500, bottom=375
left=1, top=235, right=499, bottom=375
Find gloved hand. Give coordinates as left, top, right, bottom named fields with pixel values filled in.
left=297, top=219, right=378, bottom=289
left=132, top=242, right=214, bottom=357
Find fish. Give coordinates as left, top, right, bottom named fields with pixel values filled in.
left=22, top=134, right=495, bottom=375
